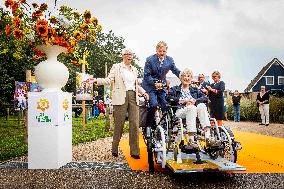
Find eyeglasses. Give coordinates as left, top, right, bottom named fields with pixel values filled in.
left=123, top=53, right=132, bottom=56
left=212, top=76, right=218, bottom=78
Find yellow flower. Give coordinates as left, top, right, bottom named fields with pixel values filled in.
left=80, top=23, right=89, bottom=30
left=49, top=16, right=57, bottom=24
left=37, top=98, right=50, bottom=112
left=96, top=24, right=102, bottom=32
left=62, top=98, right=69, bottom=110
left=91, top=17, right=98, bottom=26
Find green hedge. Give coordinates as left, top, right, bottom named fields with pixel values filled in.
left=227, top=97, right=284, bottom=123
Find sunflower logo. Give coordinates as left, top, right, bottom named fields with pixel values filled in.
left=36, top=98, right=50, bottom=112
left=62, top=98, right=69, bottom=110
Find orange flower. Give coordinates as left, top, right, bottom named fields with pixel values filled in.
left=11, top=1, right=19, bottom=15
left=36, top=19, right=48, bottom=26
left=11, top=1, right=19, bottom=9
left=71, top=60, right=78, bottom=66
left=5, top=24, right=11, bottom=36
left=84, top=10, right=91, bottom=20
left=36, top=25, right=49, bottom=37
left=33, top=48, right=43, bottom=55
left=32, top=3, right=38, bottom=8
left=19, top=0, right=26, bottom=3
left=4, top=0, right=13, bottom=8
left=48, top=27, right=56, bottom=36
left=14, top=28, right=24, bottom=40
left=32, top=10, right=43, bottom=20
left=67, top=47, right=75, bottom=53
left=39, top=3, right=48, bottom=11
left=28, top=40, right=33, bottom=45
left=13, top=16, right=20, bottom=28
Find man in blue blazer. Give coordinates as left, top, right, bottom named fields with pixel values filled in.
left=142, top=41, right=180, bottom=126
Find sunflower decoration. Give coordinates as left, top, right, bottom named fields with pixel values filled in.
left=4, top=0, right=103, bottom=62
left=62, top=98, right=69, bottom=110
left=36, top=98, right=50, bottom=112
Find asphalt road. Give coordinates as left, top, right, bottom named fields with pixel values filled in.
left=0, top=169, right=283, bottom=189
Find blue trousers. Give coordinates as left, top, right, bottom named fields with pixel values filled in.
left=146, top=90, right=168, bottom=127
left=233, top=105, right=240, bottom=122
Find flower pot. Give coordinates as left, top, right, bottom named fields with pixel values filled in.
left=34, top=45, right=69, bottom=92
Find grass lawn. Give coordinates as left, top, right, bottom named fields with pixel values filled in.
left=0, top=114, right=129, bottom=161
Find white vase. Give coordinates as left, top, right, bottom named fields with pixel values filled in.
left=34, top=45, right=69, bottom=92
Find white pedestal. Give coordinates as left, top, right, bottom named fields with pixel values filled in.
left=28, top=91, right=72, bottom=169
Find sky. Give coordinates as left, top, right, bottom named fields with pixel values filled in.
left=2, top=0, right=284, bottom=91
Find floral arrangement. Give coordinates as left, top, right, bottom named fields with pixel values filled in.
left=4, top=0, right=102, bottom=55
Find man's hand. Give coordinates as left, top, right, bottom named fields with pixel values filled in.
left=143, top=93, right=149, bottom=101
left=155, top=82, right=163, bottom=90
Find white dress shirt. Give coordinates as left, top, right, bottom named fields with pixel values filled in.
left=121, top=64, right=135, bottom=91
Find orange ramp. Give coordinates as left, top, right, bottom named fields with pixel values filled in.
left=120, top=131, right=284, bottom=173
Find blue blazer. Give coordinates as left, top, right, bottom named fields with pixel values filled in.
left=142, top=54, right=180, bottom=92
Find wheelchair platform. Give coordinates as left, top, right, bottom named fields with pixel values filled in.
left=166, top=152, right=246, bottom=173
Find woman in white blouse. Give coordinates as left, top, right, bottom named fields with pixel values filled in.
left=90, top=48, right=149, bottom=159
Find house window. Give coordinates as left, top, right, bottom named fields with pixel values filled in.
left=265, top=76, right=274, bottom=85
left=279, top=76, right=284, bottom=85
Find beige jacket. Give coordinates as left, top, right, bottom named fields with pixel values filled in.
left=96, top=63, right=146, bottom=105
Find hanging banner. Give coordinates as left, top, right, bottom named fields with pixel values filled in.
left=75, top=72, right=93, bottom=100
left=14, top=81, right=43, bottom=110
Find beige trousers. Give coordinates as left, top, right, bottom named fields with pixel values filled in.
left=259, top=104, right=269, bottom=124
left=112, top=91, right=140, bottom=156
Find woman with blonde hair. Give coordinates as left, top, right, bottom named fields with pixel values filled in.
left=205, top=71, right=225, bottom=126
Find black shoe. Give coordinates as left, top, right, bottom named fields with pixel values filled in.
left=265, top=124, right=269, bottom=126
left=112, top=153, right=118, bottom=157
left=131, top=155, right=140, bottom=159
left=259, top=123, right=265, bottom=125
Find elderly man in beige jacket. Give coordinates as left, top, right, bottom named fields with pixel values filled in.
left=90, top=48, right=149, bottom=159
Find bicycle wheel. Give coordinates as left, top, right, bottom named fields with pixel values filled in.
left=218, top=127, right=237, bottom=163
left=147, top=138, right=154, bottom=173
left=155, top=125, right=167, bottom=168
left=146, top=126, right=154, bottom=173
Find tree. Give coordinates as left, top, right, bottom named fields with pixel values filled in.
left=61, top=30, right=142, bottom=95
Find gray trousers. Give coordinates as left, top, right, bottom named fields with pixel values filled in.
left=112, top=91, right=140, bottom=156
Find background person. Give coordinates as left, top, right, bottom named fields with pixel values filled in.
left=197, top=73, right=210, bottom=94
left=90, top=48, right=149, bottom=159
left=256, top=86, right=270, bottom=126
left=223, top=94, right=228, bottom=121
left=142, top=41, right=180, bottom=127
left=232, top=90, right=241, bottom=122
left=205, top=71, right=225, bottom=126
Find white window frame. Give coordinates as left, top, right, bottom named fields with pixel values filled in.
left=265, top=76, right=274, bottom=85
left=278, top=76, right=284, bottom=85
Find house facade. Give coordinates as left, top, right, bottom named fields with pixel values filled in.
left=245, top=58, right=284, bottom=92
